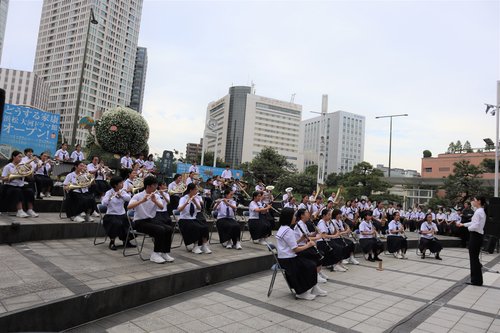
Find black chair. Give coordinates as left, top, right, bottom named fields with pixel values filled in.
left=93, top=204, right=108, bottom=245
left=59, top=190, right=68, bottom=219
left=170, top=209, right=186, bottom=250
left=266, top=242, right=295, bottom=298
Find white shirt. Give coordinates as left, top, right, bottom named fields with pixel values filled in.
left=284, top=202, right=298, bottom=210
left=255, top=184, right=265, bottom=192
left=275, top=226, right=297, bottom=259
left=436, top=213, right=447, bottom=221
left=359, top=220, right=375, bottom=239
left=420, top=222, right=438, bottom=239
left=331, top=219, right=345, bottom=232
left=129, top=191, right=161, bottom=221
left=63, top=171, right=89, bottom=193
left=388, top=220, right=403, bottom=237
left=70, top=151, right=84, bottom=162
left=188, top=165, right=199, bottom=173
left=1, top=163, right=25, bottom=186
left=156, top=191, right=170, bottom=212
left=221, top=169, right=232, bottom=179
left=135, top=159, right=144, bottom=166
left=144, top=160, right=155, bottom=170
left=87, top=163, right=105, bottom=181
left=120, top=156, right=133, bottom=169
left=373, top=208, right=384, bottom=221
left=34, top=162, right=51, bottom=176
left=55, top=149, right=69, bottom=161
left=316, top=219, right=333, bottom=241
left=186, top=177, right=193, bottom=185
left=123, top=178, right=134, bottom=192
left=101, top=189, right=131, bottom=215
left=249, top=201, right=261, bottom=219
left=216, top=199, right=236, bottom=219
left=298, top=202, right=311, bottom=212
left=311, top=203, right=323, bottom=216
left=178, top=195, right=198, bottom=219
left=464, top=207, right=486, bottom=235
left=294, top=220, right=311, bottom=246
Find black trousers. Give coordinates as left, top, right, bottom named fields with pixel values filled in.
left=469, top=231, right=483, bottom=286
left=135, top=218, right=173, bottom=253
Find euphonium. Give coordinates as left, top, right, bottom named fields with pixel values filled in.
left=67, top=172, right=95, bottom=190
left=169, top=182, right=187, bottom=195
left=7, top=158, right=36, bottom=181
left=131, top=177, right=144, bottom=193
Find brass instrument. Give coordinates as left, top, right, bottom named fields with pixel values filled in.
left=169, top=182, right=187, bottom=195
left=131, top=177, right=144, bottom=193
left=236, top=181, right=251, bottom=199
left=67, top=171, right=95, bottom=190
left=331, top=185, right=344, bottom=207
left=98, top=163, right=115, bottom=177
left=6, top=158, right=37, bottom=181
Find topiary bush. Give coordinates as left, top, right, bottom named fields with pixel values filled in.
left=94, top=106, right=149, bottom=155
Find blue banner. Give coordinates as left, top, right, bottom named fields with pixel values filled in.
left=176, top=163, right=243, bottom=182
left=0, top=104, right=60, bottom=157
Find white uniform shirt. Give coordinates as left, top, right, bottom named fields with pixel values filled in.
left=284, top=202, right=298, bottom=210
left=144, top=160, right=155, bottom=171
left=332, top=219, right=345, bottom=232
left=359, top=220, right=375, bottom=239
left=129, top=191, right=161, bottom=221
left=275, top=226, right=297, bottom=259
left=373, top=208, right=384, bottom=221
left=87, top=163, right=105, bottom=181
left=101, top=189, right=131, bottom=215
left=464, top=207, right=486, bottom=234
left=436, top=213, right=447, bottom=222
left=186, top=177, right=193, bottom=185
left=420, top=222, right=438, bottom=239
left=120, top=156, right=133, bottom=169
left=156, top=191, right=170, bottom=212
left=55, top=149, right=69, bottom=161
left=70, top=151, right=84, bottom=162
left=178, top=195, right=198, bottom=219
left=123, top=178, right=134, bottom=192
left=255, top=184, right=265, bottom=192
left=188, top=165, right=199, bottom=173
left=1, top=163, right=25, bottom=186
left=216, top=199, right=236, bottom=219
left=316, top=220, right=335, bottom=241
left=294, top=220, right=311, bottom=246
left=249, top=200, right=261, bottom=219
left=34, top=162, right=51, bottom=176
left=298, top=202, right=311, bottom=212
left=135, top=159, right=144, bottom=167
left=221, top=169, right=232, bottom=179
left=311, top=203, right=323, bottom=217
left=388, top=220, right=403, bottom=237
left=63, top=171, right=89, bottom=193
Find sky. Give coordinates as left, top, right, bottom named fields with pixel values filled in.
left=2, top=0, right=500, bottom=172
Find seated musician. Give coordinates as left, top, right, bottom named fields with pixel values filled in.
left=63, top=161, right=96, bottom=223
left=120, top=151, right=133, bottom=179
left=387, top=212, right=408, bottom=259
left=315, top=209, right=345, bottom=272
left=275, top=208, right=326, bottom=300
left=310, top=196, right=324, bottom=222
left=144, top=154, right=156, bottom=172
left=419, top=213, right=442, bottom=260
left=185, top=171, right=196, bottom=185
left=435, top=208, right=447, bottom=235
left=128, top=176, right=174, bottom=263
left=1, top=150, right=38, bottom=217
left=177, top=183, right=211, bottom=254
left=284, top=196, right=298, bottom=210
left=87, top=156, right=111, bottom=199
left=358, top=210, right=384, bottom=262
left=135, top=154, right=145, bottom=167
left=331, top=209, right=359, bottom=265
left=167, top=173, right=183, bottom=212
left=34, top=152, right=54, bottom=199
left=101, top=176, right=133, bottom=250
left=294, top=208, right=328, bottom=284
left=248, top=191, right=273, bottom=245
left=70, top=144, right=85, bottom=162
left=214, top=189, right=242, bottom=250
left=154, top=181, right=172, bottom=226
left=202, top=178, right=214, bottom=214
left=54, top=143, right=70, bottom=162
left=372, top=202, right=386, bottom=236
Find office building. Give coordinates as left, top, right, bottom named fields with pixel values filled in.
left=301, top=111, right=365, bottom=174
left=0, top=68, right=50, bottom=111
left=33, top=0, right=143, bottom=145
left=186, top=139, right=203, bottom=162
left=129, top=46, right=147, bottom=113
left=203, top=86, right=302, bottom=167
left=376, top=164, right=420, bottom=178
left=0, top=0, right=8, bottom=64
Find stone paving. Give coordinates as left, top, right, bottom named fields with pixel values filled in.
left=65, top=248, right=500, bottom=333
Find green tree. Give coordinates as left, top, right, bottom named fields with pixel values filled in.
left=275, top=171, right=316, bottom=197
left=463, top=140, right=473, bottom=153
left=326, top=172, right=344, bottom=187
left=341, top=161, right=390, bottom=198
left=247, top=147, right=295, bottom=186
left=455, top=140, right=462, bottom=154
left=447, top=142, right=455, bottom=154
left=480, top=158, right=497, bottom=173
left=443, top=160, right=488, bottom=205
left=304, top=164, right=318, bottom=176
left=423, top=150, right=432, bottom=158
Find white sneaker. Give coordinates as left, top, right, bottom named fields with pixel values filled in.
left=226, top=242, right=233, bottom=249
left=401, top=253, right=407, bottom=259
left=27, top=209, right=39, bottom=218
left=16, top=210, right=29, bottom=218
left=348, top=256, right=360, bottom=265
left=192, top=246, right=203, bottom=254
left=397, top=253, right=403, bottom=259
left=74, top=216, right=85, bottom=223
left=80, top=212, right=86, bottom=217
left=161, top=253, right=175, bottom=262
left=318, top=271, right=329, bottom=280
left=150, top=252, right=166, bottom=264
left=393, top=253, right=399, bottom=259
left=296, top=290, right=316, bottom=300
left=235, top=242, right=242, bottom=250
left=317, top=274, right=327, bottom=283
left=46, top=193, right=51, bottom=198
left=311, top=284, right=328, bottom=297
left=333, top=264, right=347, bottom=272
left=39, top=193, right=45, bottom=198
left=201, top=244, right=212, bottom=254
left=92, top=211, right=100, bottom=217
left=258, top=239, right=268, bottom=245
left=186, top=244, right=194, bottom=251
left=342, top=259, right=349, bottom=265
left=85, top=215, right=94, bottom=222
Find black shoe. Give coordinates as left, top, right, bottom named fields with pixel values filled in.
left=367, top=255, right=375, bottom=262
left=36, top=196, right=42, bottom=200
left=435, top=254, right=442, bottom=260
left=465, top=282, right=483, bottom=286
left=421, top=253, right=425, bottom=259
left=374, top=256, right=383, bottom=261
left=108, top=242, right=117, bottom=251
left=125, top=241, right=136, bottom=248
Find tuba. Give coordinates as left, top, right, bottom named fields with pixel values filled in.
left=67, top=172, right=95, bottom=190
left=7, top=158, right=36, bottom=181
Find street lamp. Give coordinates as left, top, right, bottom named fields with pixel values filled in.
left=201, top=118, right=218, bottom=167
left=484, top=80, right=500, bottom=197
left=71, top=8, right=98, bottom=146
left=375, top=113, right=408, bottom=177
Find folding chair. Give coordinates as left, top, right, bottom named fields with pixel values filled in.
left=416, top=236, right=433, bottom=257
left=202, top=211, right=218, bottom=244
left=123, top=210, right=149, bottom=261
left=266, top=242, right=295, bottom=298
left=170, top=210, right=185, bottom=249
left=93, top=204, right=108, bottom=245
left=238, top=211, right=250, bottom=242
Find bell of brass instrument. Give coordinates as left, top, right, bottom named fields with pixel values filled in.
left=131, top=177, right=145, bottom=193
left=169, top=182, right=187, bottom=195
left=7, top=158, right=37, bottom=181
left=67, top=172, right=95, bottom=190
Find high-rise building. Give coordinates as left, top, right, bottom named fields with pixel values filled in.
left=129, top=46, right=147, bottom=113
left=33, top=0, right=143, bottom=145
left=0, top=0, right=8, bottom=64
left=0, top=68, right=50, bottom=111
left=203, top=86, right=302, bottom=168
left=301, top=111, right=365, bottom=174
left=186, top=138, right=202, bottom=162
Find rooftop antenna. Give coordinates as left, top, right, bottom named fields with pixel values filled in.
left=251, top=81, right=255, bottom=94
left=290, top=93, right=296, bottom=103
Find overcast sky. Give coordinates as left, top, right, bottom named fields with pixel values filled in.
left=2, top=0, right=499, bottom=171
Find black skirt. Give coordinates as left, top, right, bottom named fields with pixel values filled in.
left=91, top=180, right=111, bottom=197
left=216, top=217, right=240, bottom=243
left=248, top=216, right=273, bottom=240
left=278, top=256, right=318, bottom=295
left=297, top=246, right=323, bottom=267
left=387, top=236, right=408, bottom=253
left=103, top=214, right=128, bottom=240
left=359, top=237, right=384, bottom=255
left=153, top=211, right=172, bottom=226
left=2, top=185, right=35, bottom=211
left=419, top=237, right=443, bottom=254
left=178, top=218, right=209, bottom=246
left=317, top=240, right=342, bottom=266
left=34, top=174, right=53, bottom=193
left=65, top=191, right=96, bottom=218
left=332, top=237, right=355, bottom=259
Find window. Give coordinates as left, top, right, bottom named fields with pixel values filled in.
left=424, top=168, right=432, bottom=173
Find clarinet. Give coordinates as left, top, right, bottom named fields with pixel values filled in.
left=316, top=220, right=334, bottom=253
left=297, top=222, right=324, bottom=261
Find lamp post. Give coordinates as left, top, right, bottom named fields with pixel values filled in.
left=484, top=80, right=500, bottom=196
left=71, top=8, right=98, bottom=146
left=375, top=114, right=408, bottom=177
left=201, top=118, right=218, bottom=167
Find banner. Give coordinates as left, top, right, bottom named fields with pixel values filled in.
left=0, top=104, right=60, bottom=158
left=176, top=163, right=243, bottom=182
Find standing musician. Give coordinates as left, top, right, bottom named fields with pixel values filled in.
left=120, top=151, right=133, bottom=179
left=331, top=209, right=359, bottom=266
left=358, top=210, right=384, bottom=262
left=70, top=144, right=85, bottom=162
left=456, top=197, right=487, bottom=286
left=275, top=208, right=326, bottom=300
left=177, top=183, right=211, bottom=254
left=188, top=161, right=199, bottom=173
left=101, top=176, right=133, bottom=250
left=87, top=156, right=111, bottom=198
left=248, top=191, right=273, bottom=245
left=54, top=143, right=70, bottom=162
left=154, top=181, right=172, bottom=226
left=167, top=173, right=184, bottom=211
left=387, top=212, right=408, bottom=259
left=128, top=176, right=174, bottom=264
left=213, top=189, right=242, bottom=250
left=221, top=165, right=232, bottom=180
left=316, top=209, right=346, bottom=273
left=34, top=152, right=54, bottom=199
left=63, top=161, right=96, bottom=223
left=282, top=187, right=293, bottom=205
left=1, top=150, right=38, bottom=217
left=419, top=213, right=443, bottom=260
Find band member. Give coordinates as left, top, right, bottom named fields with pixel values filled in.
left=34, top=152, right=54, bottom=199
left=154, top=181, right=172, bottom=226
left=203, top=178, right=214, bottom=214
left=435, top=208, right=447, bottom=235
left=213, top=189, right=242, bottom=250
left=55, top=143, right=70, bottom=162
left=101, top=176, right=133, bottom=250
left=248, top=191, right=273, bottom=245
left=331, top=209, right=359, bottom=265
left=327, top=191, right=335, bottom=203
left=63, top=161, right=96, bottom=222
left=135, top=154, right=145, bottom=167
left=415, top=207, right=426, bottom=231
left=188, top=161, right=199, bottom=173
left=87, top=156, right=111, bottom=198
left=419, top=213, right=442, bottom=260
left=185, top=171, right=196, bottom=185
left=123, top=170, right=137, bottom=193
left=144, top=154, right=156, bottom=172
left=387, top=212, right=408, bottom=259
left=177, top=183, right=211, bottom=254
left=284, top=196, right=298, bottom=210
left=255, top=181, right=265, bottom=192
left=456, top=197, right=486, bottom=286
left=275, top=208, right=326, bottom=300
left=372, top=202, right=386, bottom=235
left=316, top=209, right=345, bottom=272
left=120, top=151, right=133, bottom=179
left=168, top=173, right=183, bottom=212
left=298, top=195, right=312, bottom=213
left=128, top=176, right=174, bottom=263
left=358, top=210, right=384, bottom=262
left=70, top=144, right=85, bottom=162
left=221, top=165, right=232, bottom=180
left=1, top=151, right=38, bottom=217
left=311, top=196, right=324, bottom=222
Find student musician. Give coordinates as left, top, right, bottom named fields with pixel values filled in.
left=123, top=170, right=137, bottom=193
left=120, top=151, right=133, bottom=179
left=331, top=209, right=359, bottom=266
left=372, top=202, right=386, bottom=235
left=87, top=156, right=111, bottom=198
left=168, top=173, right=183, bottom=212
left=387, top=212, right=408, bottom=259
left=154, top=181, right=172, bottom=226
left=70, top=144, right=85, bottom=162
left=275, top=208, right=326, bottom=300
left=358, top=210, right=384, bottom=262
left=144, top=154, right=156, bottom=172
left=101, top=176, right=133, bottom=250
left=435, top=208, right=447, bottom=235
left=213, top=189, right=242, bottom=250
left=284, top=196, right=298, bottom=210
left=1, top=150, right=38, bottom=217
left=54, top=143, right=70, bottom=162
left=316, top=209, right=346, bottom=273
left=221, top=165, right=232, bottom=180
left=311, top=196, right=324, bottom=222
left=248, top=191, right=273, bottom=245
left=177, top=183, right=211, bottom=254
left=63, top=161, right=96, bottom=222
left=34, top=152, right=54, bottom=199
left=128, top=176, right=174, bottom=263
left=188, top=161, right=199, bottom=173
left=419, top=213, right=443, bottom=260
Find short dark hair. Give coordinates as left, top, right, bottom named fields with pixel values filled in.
left=279, top=208, right=295, bottom=226
left=224, top=188, right=232, bottom=197
left=24, top=148, right=33, bottom=154
left=144, top=175, right=158, bottom=187
left=361, top=210, right=373, bottom=219
left=110, top=176, right=123, bottom=188
left=332, top=209, right=342, bottom=219
left=174, top=173, right=182, bottom=180
left=295, top=208, right=307, bottom=220
left=252, top=191, right=261, bottom=199
left=475, top=196, right=487, bottom=207
left=319, top=208, right=330, bottom=218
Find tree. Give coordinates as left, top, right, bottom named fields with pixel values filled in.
left=275, top=171, right=316, bottom=197
left=195, top=151, right=225, bottom=168
left=423, top=150, right=432, bottom=158
left=326, top=172, right=344, bottom=187
left=480, top=158, right=497, bottom=173
left=341, top=162, right=390, bottom=198
left=247, top=147, right=295, bottom=186
left=304, top=164, right=318, bottom=176
left=463, top=140, right=473, bottom=153
left=443, top=160, right=488, bottom=206
left=455, top=140, right=462, bottom=154
left=447, top=142, right=455, bottom=154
